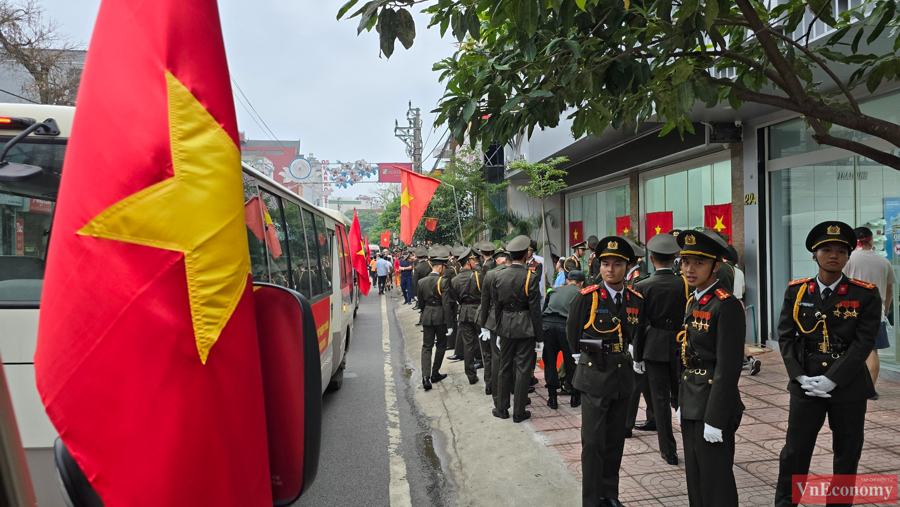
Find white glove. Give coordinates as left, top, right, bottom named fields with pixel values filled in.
left=572, top=353, right=581, bottom=361
left=703, top=423, right=723, bottom=443
left=633, top=361, right=645, bottom=374
left=496, top=335, right=501, bottom=351
left=480, top=328, right=490, bottom=341
left=628, top=344, right=634, bottom=355
left=446, top=328, right=453, bottom=336
left=796, top=375, right=814, bottom=390
left=675, top=407, right=681, bottom=425
left=535, top=342, right=544, bottom=353
left=805, top=376, right=837, bottom=398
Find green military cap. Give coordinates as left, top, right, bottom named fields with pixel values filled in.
left=703, top=230, right=730, bottom=252
left=806, top=221, right=857, bottom=252
left=429, top=245, right=450, bottom=262
left=597, top=236, right=636, bottom=264
left=646, top=233, right=681, bottom=255
left=567, top=269, right=586, bottom=282
left=415, top=246, right=429, bottom=258
left=474, top=240, right=496, bottom=253
left=506, top=235, right=531, bottom=253
left=572, top=241, right=587, bottom=250
left=587, top=235, right=599, bottom=250
left=457, top=247, right=477, bottom=262
left=621, top=236, right=645, bottom=257
left=677, top=230, right=727, bottom=260
left=450, top=245, right=467, bottom=258
left=492, top=250, right=509, bottom=260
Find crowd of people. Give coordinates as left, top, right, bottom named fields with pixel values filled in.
left=397, top=220, right=884, bottom=507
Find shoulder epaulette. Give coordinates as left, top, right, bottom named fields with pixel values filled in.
left=789, top=277, right=813, bottom=286
left=626, top=286, right=643, bottom=298
left=715, top=288, right=731, bottom=300
left=849, top=278, right=876, bottom=289
left=580, top=284, right=600, bottom=295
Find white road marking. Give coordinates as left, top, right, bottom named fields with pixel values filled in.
left=382, top=297, right=412, bottom=507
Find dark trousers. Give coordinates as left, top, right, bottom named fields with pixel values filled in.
left=458, top=322, right=480, bottom=382
left=683, top=416, right=741, bottom=507
left=775, top=397, right=867, bottom=507
left=581, top=393, right=629, bottom=504
left=542, top=318, right=575, bottom=390
left=400, top=276, right=412, bottom=303
left=498, top=336, right=535, bottom=416
left=644, top=358, right=679, bottom=456
left=378, top=275, right=387, bottom=293
left=490, top=332, right=501, bottom=408
left=370, top=271, right=377, bottom=287
left=626, top=370, right=655, bottom=429
left=479, top=330, right=492, bottom=388
left=421, top=324, right=447, bottom=379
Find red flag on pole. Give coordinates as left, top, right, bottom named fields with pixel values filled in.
left=704, top=203, right=733, bottom=244
left=35, top=0, right=272, bottom=505
left=424, top=217, right=437, bottom=231
left=646, top=211, right=674, bottom=241
left=380, top=230, right=390, bottom=247
left=349, top=210, right=371, bottom=296
left=400, top=169, right=440, bottom=244
left=569, top=220, right=583, bottom=245
left=365, top=234, right=372, bottom=259
left=616, top=216, right=631, bottom=236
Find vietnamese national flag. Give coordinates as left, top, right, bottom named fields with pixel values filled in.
left=400, top=169, right=440, bottom=244
left=616, top=216, right=631, bottom=236
left=704, top=203, right=733, bottom=244
left=380, top=230, right=390, bottom=248
left=646, top=211, right=673, bottom=240
left=425, top=217, right=437, bottom=231
left=245, top=195, right=282, bottom=259
left=35, top=1, right=272, bottom=506
left=569, top=220, right=583, bottom=245
left=349, top=210, right=371, bottom=296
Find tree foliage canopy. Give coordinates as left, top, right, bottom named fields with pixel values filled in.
left=340, top=0, right=900, bottom=168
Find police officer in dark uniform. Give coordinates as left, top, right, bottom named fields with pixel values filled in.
left=475, top=240, right=497, bottom=274
left=418, top=246, right=454, bottom=391
left=675, top=231, right=745, bottom=507
left=624, top=237, right=654, bottom=439
left=774, top=221, right=880, bottom=507
left=413, top=247, right=433, bottom=325
left=493, top=235, right=542, bottom=423
left=632, top=233, right=688, bottom=466
left=567, top=236, right=644, bottom=507
left=565, top=241, right=586, bottom=273
left=451, top=247, right=483, bottom=385
left=703, top=230, right=734, bottom=293
left=587, top=235, right=600, bottom=283
left=668, top=230, right=683, bottom=275
left=476, top=249, right=509, bottom=400
left=542, top=269, right=584, bottom=410
left=446, top=246, right=464, bottom=361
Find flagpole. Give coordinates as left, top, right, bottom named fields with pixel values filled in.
left=440, top=181, right=465, bottom=243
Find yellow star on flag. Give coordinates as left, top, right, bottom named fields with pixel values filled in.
left=573, top=230, right=579, bottom=240
left=79, top=71, right=249, bottom=364
left=401, top=187, right=413, bottom=208
left=655, top=225, right=662, bottom=235
left=358, top=240, right=366, bottom=257
left=713, top=215, right=727, bottom=232
left=623, top=228, right=629, bottom=234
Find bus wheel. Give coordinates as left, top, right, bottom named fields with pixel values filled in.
left=327, top=347, right=346, bottom=391
left=353, top=304, right=358, bottom=318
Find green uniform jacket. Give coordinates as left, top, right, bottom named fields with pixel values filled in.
left=412, top=260, right=432, bottom=301
left=475, top=266, right=506, bottom=331
left=717, top=261, right=735, bottom=294
left=678, top=285, right=745, bottom=429
left=451, top=269, right=483, bottom=323
left=543, top=283, right=579, bottom=318
left=446, top=261, right=459, bottom=279
left=566, top=284, right=644, bottom=399
left=563, top=255, right=581, bottom=273
left=479, top=257, right=496, bottom=276
left=588, top=253, right=600, bottom=284
left=492, top=263, right=542, bottom=340
left=417, top=272, right=454, bottom=326
left=777, top=275, right=879, bottom=402
left=528, top=258, right=544, bottom=292
left=633, top=270, right=689, bottom=363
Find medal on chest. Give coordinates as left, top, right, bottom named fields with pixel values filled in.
left=834, top=300, right=859, bottom=319
left=626, top=307, right=639, bottom=324
left=691, top=310, right=711, bottom=331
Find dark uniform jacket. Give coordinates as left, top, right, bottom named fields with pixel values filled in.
left=679, top=284, right=745, bottom=429
left=451, top=269, right=483, bottom=324
left=418, top=272, right=454, bottom=326
left=479, top=257, right=496, bottom=276
left=717, top=261, right=735, bottom=294
left=476, top=265, right=506, bottom=331
left=633, top=270, right=689, bottom=363
left=588, top=253, right=600, bottom=283
left=563, top=255, right=581, bottom=273
left=777, top=275, right=879, bottom=402
left=446, top=260, right=460, bottom=279
left=492, top=263, right=542, bottom=340
left=543, top=283, right=579, bottom=318
left=528, top=258, right=544, bottom=293
left=566, top=284, right=644, bottom=399
left=412, top=259, right=432, bottom=302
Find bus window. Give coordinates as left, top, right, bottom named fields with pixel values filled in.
left=259, top=191, right=290, bottom=288
left=337, top=226, right=349, bottom=286
left=303, top=209, right=323, bottom=297
left=284, top=203, right=311, bottom=300
left=313, top=215, right=331, bottom=294
left=242, top=175, right=268, bottom=284
left=0, top=193, right=53, bottom=302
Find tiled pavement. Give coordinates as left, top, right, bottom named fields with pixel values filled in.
left=527, top=350, right=900, bottom=506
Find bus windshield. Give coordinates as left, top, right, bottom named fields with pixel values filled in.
left=0, top=139, right=65, bottom=303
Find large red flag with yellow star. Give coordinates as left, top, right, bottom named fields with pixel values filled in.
left=35, top=0, right=272, bottom=505
left=400, top=169, right=440, bottom=245
left=349, top=209, right=371, bottom=296
left=704, top=203, right=733, bottom=244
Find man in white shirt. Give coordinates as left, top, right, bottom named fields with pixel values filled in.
left=845, top=226, right=895, bottom=396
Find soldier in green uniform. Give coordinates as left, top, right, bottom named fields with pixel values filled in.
left=567, top=236, right=644, bottom=507
left=475, top=240, right=497, bottom=274
left=450, top=247, right=483, bottom=385
left=703, top=230, right=734, bottom=293
left=493, top=235, right=542, bottom=422
left=476, top=249, right=509, bottom=400
left=587, top=235, right=600, bottom=283
left=632, top=233, right=689, bottom=466
left=412, top=247, right=432, bottom=326
left=565, top=241, right=586, bottom=274
left=446, top=246, right=464, bottom=361
left=774, top=221, right=880, bottom=507
left=417, top=246, right=454, bottom=391
left=542, top=269, right=584, bottom=410
left=675, top=230, right=745, bottom=507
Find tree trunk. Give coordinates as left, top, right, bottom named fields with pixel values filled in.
left=540, top=196, right=549, bottom=291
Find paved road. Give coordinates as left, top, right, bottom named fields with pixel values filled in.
left=300, top=291, right=453, bottom=507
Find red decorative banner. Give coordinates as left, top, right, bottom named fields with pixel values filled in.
left=569, top=220, right=583, bottom=245
left=704, top=203, right=733, bottom=244
left=378, top=162, right=411, bottom=183
left=425, top=217, right=437, bottom=231
left=646, top=211, right=673, bottom=240
left=616, top=216, right=631, bottom=236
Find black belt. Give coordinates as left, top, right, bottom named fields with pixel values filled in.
left=805, top=341, right=848, bottom=354
left=650, top=319, right=682, bottom=332
left=683, top=356, right=716, bottom=369
left=503, top=307, right=529, bottom=312
left=543, top=313, right=566, bottom=321
left=425, top=302, right=442, bottom=307
left=460, top=299, right=481, bottom=305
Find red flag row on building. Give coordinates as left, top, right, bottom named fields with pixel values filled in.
left=568, top=204, right=731, bottom=244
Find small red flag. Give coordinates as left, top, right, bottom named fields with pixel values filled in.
left=349, top=209, right=371, bottom=296
left=400, top=169, right=440, bottom=244
left=380, top=230, right=391, bottom=247
left=616, top=216, right=631, bottom=236
left=646, top=211, right=673, bottom=241
left=704, top=203, right=733, bottom=244
left=569, top=220, right=583, bottom=245
left=424, top=217, right=437, bottom=231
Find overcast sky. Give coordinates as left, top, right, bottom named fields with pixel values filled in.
left=40, top=0, right=454, bottom=197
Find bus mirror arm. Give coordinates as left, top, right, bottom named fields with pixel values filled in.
left=0, top=121, right=52, bottom=182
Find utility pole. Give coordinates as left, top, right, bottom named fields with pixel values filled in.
left=394, top=101, right=422, bottom=173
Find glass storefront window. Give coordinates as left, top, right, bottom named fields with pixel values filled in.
left=567, top=184, right=629, bottom=244
left=643, top=159, right=731, bottom=233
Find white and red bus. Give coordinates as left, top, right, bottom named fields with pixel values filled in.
left=0, top=103, right=356, bottom=506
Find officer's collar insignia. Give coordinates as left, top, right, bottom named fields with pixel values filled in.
left=608, top=241, right=619, bottom=250
left=838, top=284, right=848, bottom=295
left=715, top=288, right=731, bottom=300
left=827, top=225, right=841, bottom=235
left=684, top=235, right=696, bottom=246
left=808, top=282, right=815, bottom=293
left=849, top=278, right=876, bottom=289
left=699, top=294, right=712, bottom=305
left=600, top=289, right=608, bottom=299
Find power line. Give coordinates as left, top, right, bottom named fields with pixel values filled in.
left=421, top=127, right=450, bottom=169
left=0, top=88, right=38, bottom=104
left=229, top=73, right=286, bottom=149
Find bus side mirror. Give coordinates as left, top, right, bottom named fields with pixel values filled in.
left=253, top=283, right=322, bottom=505
left=54, top=438, right=103, bottom=507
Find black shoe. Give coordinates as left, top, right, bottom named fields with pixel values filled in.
left=415, top=322, right=422, bottom=326
left=525, top=397, right=532, bottom=406
left=624, top=429, right=633, bottom=439
left=871, top=391, right=880, bottom=400
left=599, top=499, right=625, bottom=507
left=423, top=377, right=432, bottom=391
left=485, top=386, right=493, bottom=396
left=635, top=420, right=657, bottom=432
left=474, top=362, right=484, bottom=369
left=528, top=386, right=536, bottom=393
left=431, top=372, right=448, bottom=383
left=548, top=395, right=559, bottom=410
left=662, top=452, right=679, bottom=465
left=447, top=354, right=462, bottom=361
left=750, top=358, right=761, bottom=376
left=571, top=391, right=581, bottom=408
left=492, top=408, right=510, bottom=419
left=530, top=377, right=539, bottom=386
left=468, top=376, right=479, bottom=385
left=513, top=411, right=531, bottom=423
